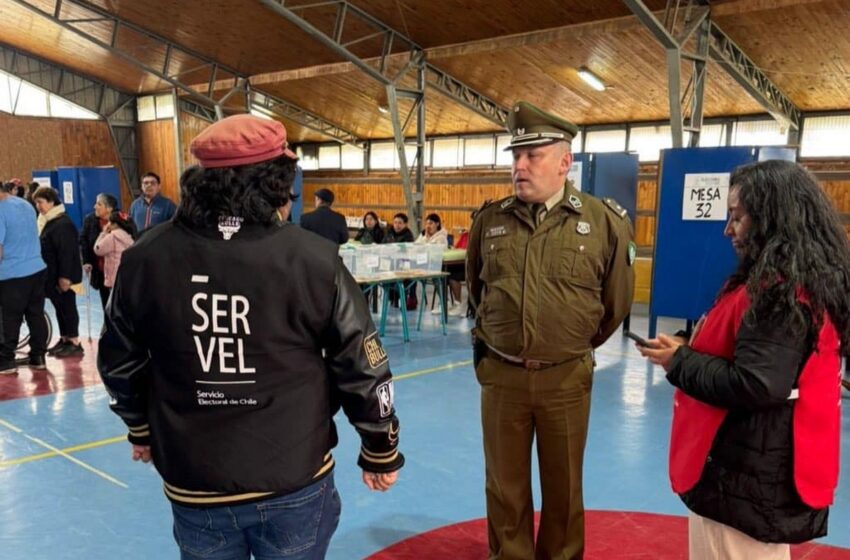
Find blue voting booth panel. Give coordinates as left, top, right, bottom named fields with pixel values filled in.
left=291, top=166, right=304, bottom=224
left=31, top=169, right=58, bottom=192
left=569, top=153, right=594, bottom=193
left=587, top=152, right=639, bottom=222
left=55, top=167, right=121, bottom=230
left=648, top=146, right=799, bottom=336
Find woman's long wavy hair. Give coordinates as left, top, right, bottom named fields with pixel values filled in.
left=724, top=160, right=850, bottom=353
left=175, top=155, right=297, bottom=227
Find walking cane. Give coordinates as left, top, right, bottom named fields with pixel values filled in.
left=86, top=269, right=93, bottom=343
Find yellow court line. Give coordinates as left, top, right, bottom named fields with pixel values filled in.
left=394, top=359, right=473, bottom=380
left=0, top=359, right=472, bottom=470
left=0, top=419, right=128, bottom=488
left=0, top=435, right=126, bottom=468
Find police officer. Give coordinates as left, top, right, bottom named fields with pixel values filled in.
left=467, top=101, right=635, bottom=560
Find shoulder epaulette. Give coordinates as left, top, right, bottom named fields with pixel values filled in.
left=603, top=197, right=628, bottom=220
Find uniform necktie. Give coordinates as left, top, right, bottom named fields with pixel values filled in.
left=531, top=203, right=545, bottom=226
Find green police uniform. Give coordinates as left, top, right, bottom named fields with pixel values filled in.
left=467, top=102, right=635, bottom=560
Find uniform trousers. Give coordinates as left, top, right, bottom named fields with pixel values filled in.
left=476, top=353, right=593, bottom=560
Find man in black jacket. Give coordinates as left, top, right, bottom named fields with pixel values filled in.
left=300, top=188, right=349, bottom=244
left=98, top=114, right=404, bottom=559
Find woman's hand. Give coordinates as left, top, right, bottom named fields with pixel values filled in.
left=57, top=277, right=71, bottom=292
left=636, top=333, right=685, bottom=372
left=82, top=264, right=93, bottom=274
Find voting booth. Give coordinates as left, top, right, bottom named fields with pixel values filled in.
left=570, top=152, right=639, bottom=221
left=290, top=166, right=304, bottom=224
left=50, top=166, right=121, bottom=230
left=647, top=146, right=797, bottom=336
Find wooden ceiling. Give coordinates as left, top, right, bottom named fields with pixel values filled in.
left=1, top=0, right=848, bottom=141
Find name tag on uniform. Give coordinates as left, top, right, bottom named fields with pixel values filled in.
left=485, top=225, right=508, bottom=238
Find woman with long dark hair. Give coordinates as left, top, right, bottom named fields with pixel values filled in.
left=638, top=160, right=850, bottom=558
left=354, top=211, right=384, bottom=244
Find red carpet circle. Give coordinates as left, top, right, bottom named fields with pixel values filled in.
left=366, top=510, right=850, bottom=559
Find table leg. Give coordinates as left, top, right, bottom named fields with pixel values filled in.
left=398, top=280, right=410, bottom=343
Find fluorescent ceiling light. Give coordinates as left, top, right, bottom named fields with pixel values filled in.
left=578, top=67, right=606, bottom=91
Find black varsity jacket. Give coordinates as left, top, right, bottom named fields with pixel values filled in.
left=98, top=219, right=404, bottom=507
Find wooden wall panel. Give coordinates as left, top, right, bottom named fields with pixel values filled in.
left=0, top=112, right=130, bottom=207
left=179, top=112, right=212, bottom=170
left=137, top=120, right=180, bottom=205
left=302, top=178, right=512, bottom=235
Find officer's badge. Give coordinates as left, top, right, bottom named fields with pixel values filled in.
left=500, top=197, right=515, bottom=209
left=628, top=241, right=637, bottom=266
left=569, top=194, right=583, bottom=209
left=576, top=221, right=591, bottom=235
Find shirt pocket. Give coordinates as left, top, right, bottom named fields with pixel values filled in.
left=481, top=237, right=519, bottom=281
left=563, top=237, right=606, bottom=289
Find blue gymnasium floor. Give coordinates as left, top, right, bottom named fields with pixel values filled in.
left=1, top=302, right=850, bottom=559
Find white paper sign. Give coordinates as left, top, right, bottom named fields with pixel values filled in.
left=62, top=181, right=74, bottom=204
left=33, top=176, right=52, bottom=189
left=682, top=173, right=730, bottom=221
left=366, top=255, right=380, bottom=268
left=567, top=161, right=583, bottom=191
left=415, top=253, right=428, bottom=265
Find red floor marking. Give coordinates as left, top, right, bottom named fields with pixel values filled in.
left=366, top=511, right=850, bottom=560
left=0, top=340, right=102, bottom=401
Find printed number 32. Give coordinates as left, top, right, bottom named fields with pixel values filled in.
left=695, top=202, right=712, bottom=218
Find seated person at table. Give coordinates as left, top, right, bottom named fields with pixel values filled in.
left=355, top=211, right=385, bottom=244
left=415, top=213, right=448, bottom=248
left=384, top=213, right=415, bottom=244
left=446, top=212, right=475, bottom=317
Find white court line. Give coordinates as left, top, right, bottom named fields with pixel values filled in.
left=0, top=417, right=128, bottom=488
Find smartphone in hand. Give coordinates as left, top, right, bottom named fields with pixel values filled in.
left=626, top=331, right=654, bottom=348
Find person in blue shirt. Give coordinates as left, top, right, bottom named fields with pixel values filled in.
left=0, top=183, right=48, bottom=374
left=129, top=172, right=176, bottom=232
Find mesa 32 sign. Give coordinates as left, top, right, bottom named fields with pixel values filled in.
left=682, top=173, right=730, bottom=221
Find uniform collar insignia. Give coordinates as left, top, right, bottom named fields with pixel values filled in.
left=500, top=197, right=515, bottom=210
left=568, top=194, right=583, bottom=210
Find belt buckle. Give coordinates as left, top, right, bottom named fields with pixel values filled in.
left=524, top=359, right=544, bottom=370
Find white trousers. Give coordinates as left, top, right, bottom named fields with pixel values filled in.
left=689, top=512, right=791, bottom=560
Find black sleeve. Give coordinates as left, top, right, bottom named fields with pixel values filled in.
left=97, top=261, right=152, bottom=445
left=336, top=216, right=350, bottom=244
left=354, top=229, right=365, bottom=242
left=80, top=216, right=97, bottom=265
left=323, top=261, right=404, bottom=473
left=55, top=222, right=81, bottom=281
left=666, top=314, right=809, bottom=410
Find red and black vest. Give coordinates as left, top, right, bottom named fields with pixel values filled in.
left=668, top=284, right=841, bottom=508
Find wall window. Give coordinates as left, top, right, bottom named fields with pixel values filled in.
left=628, top=125, right=673, bottom=161
left=571, top=131, right=583, bottom=153
left=584, top=128, right=627, bottom=152
left=732, top=119, right=787, bottom=146
left=296, top=146, right=318, bottom=170
left=318, top=145, right=341, bottom=169
left=697, top=123, right=727, bottom=147
left=800, top=115, right=850, bottom=157
left=464, top=137, right=495, bottom=166
left=369, top=141, right=395, bottom=170
left=341, top=144, right=365, bottom=169
left=495, top=134, right=512, bottom=166
left=432, top=137, right=461, bottom=168
left=0, top=69, right=98, bottom=120
left=137, top=94, right=176, bottom=121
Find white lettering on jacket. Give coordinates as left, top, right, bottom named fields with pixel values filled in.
left=191, top=287, right=256, bottom=374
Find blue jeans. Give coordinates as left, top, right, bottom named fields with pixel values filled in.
left=171, top=474, right=341, bottom=560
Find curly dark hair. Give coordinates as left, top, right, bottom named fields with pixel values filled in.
left=725, top=160, right=850, bottom=354
left=176, top=156, right=298, bottom=227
